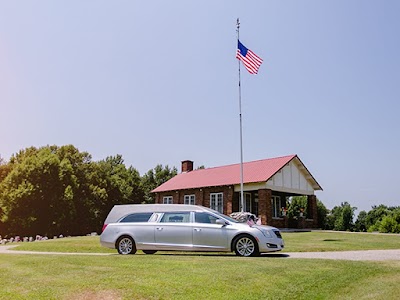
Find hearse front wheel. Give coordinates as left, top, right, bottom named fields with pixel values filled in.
left=233, top=235, right=259, bottom=257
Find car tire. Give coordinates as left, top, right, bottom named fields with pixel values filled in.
left=116, top=236, right=136, bottom=255
left=233, top=235, right=259, bottom=257
left=142, top=250, right=157, bottom=255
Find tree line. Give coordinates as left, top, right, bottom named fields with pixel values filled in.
left=0, top=145, right=177, bottom=237
left=287, top=197, right=400, bottom=233
left=1, top=145, right=399, bottom=237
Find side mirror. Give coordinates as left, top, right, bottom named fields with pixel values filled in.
left=216, top=219, right=228, bottom=226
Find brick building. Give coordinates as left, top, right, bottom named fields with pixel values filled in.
left=152, top=155, right=322, bottom=228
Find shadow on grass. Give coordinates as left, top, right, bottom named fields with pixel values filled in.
left=260, top=253, right=290, bottom=258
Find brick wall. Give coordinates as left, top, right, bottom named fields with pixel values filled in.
left=154, top=185, right=234, bottom=215
left=258, top=189, right=272, bottom=225
left=271, top=218, right=286, bottom=228
left=307, top=194, right=319, bottom=227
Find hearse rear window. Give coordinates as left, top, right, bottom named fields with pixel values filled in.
left=119, top=213, right=153, bottom=223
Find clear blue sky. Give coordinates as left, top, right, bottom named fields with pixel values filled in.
left=1, top=1, right=399, bottom=213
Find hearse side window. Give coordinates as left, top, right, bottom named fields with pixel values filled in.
left=119, top=213, right=153, bottom=223
left=195, top=212, right=219, bottom=224
left=160, top=212, right=190, bottom=223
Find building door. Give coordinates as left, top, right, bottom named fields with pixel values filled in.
left=253, top=194, right=259, bottom=216
left=245, top=193, right=252, bottom=212
left=239, top=193, right=252, bottom=212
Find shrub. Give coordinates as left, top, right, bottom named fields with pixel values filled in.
left=377, top=209, right=400, bottom=233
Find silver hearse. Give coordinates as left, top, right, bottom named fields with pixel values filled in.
left=100, top=204, right=284, bottom=257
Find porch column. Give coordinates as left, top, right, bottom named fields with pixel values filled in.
left=258, top=189, right=272, bottom=225
left=307, top=195, right=318, bottom=227
left=226, top=186, right=233, bottom=215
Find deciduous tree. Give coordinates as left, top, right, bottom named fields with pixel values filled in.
left=327, top=202, right=356, bottom=231
left=0, top=145, right=145, bottom=236
left=141, top=164, right=177, bottom=203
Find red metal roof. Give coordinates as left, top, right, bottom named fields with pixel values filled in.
left=152, top=154, right=314, bottom=193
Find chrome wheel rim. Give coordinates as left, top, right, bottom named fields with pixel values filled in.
left=236, top=237, right=255, bottom=256
left=119, top=238, right=133, bottom=255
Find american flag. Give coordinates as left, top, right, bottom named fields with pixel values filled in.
left=236, top=40, right=263, bottom=74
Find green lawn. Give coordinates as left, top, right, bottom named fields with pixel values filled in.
left=281, top=231, right=400, bottom=252
left=10, top=236, right=115, bottom=254
left=1, top=232, right=399, bottom=299
left=0, top=253, right=399, bottom=299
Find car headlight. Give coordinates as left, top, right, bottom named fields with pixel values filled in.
left=257, top=228, right=272, bottom=238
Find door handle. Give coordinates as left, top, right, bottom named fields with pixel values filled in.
left=156, top=227, right=163, bottom=231
left=194, top=228, right=201, bottom=232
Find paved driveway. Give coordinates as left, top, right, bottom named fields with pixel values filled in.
left=1, top=245, right=399, bottom=260
left=275, top=249, right=400, bottom=261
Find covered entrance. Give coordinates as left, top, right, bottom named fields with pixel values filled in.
left=234, top=190, right=318, bottom=228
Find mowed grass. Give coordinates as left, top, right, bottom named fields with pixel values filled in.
left=1, top=232, right=399, bottom=299
left=0, top=253, right=399, bottom=299
left=281, top=231, right=400, bottom=252
left=10, top=236, right=115, bottom=254
left=9, top=231, right=400, bottom=254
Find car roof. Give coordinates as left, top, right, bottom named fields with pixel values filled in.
left=104, top=204, right=213, bottom=223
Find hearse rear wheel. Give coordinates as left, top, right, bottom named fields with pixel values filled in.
left=117, top=236, right=136, bottom=255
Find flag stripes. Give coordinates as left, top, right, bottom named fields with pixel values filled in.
left=236, top=40, right=263, bottom=74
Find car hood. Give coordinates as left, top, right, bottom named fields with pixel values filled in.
left=252, top=224, right=279, bottom=231
left=231, top=222, right=278, bottom=231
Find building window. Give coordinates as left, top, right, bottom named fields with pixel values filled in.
left=272, top=195, right=282, bottom=218
left=163, top=196, right=173, bottom=204
left=210, top=192, right=223, bottom=213
left=184, top=194, right=195, bottom=205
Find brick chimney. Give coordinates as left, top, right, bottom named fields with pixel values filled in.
left=181, top=160, right=194, bottom=173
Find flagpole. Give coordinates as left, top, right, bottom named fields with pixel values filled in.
left=237, top=18, right=245, bottom=213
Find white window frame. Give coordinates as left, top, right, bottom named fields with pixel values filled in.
left=163, top=196, right=173, bottom=204
left=272, top=195, right=282, bottom=218
left=184, top=194, right=195, bottom=205
left=210, top=192, right=223, bottom=213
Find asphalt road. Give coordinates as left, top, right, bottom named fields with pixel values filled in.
left=1, top=245, right=399, bottom=260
